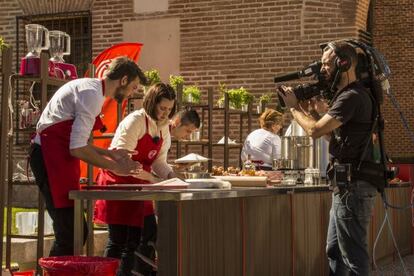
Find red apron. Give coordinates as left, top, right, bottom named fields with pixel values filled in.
left=94, top=116, right=163, bottom=227
left=39, top=79, right=105, bottom=208
left=39, top=116, right=105, bottom=208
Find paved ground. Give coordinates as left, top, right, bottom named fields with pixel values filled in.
left=373, top=255, right=414, bottom=275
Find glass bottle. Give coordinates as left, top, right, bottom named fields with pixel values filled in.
left=304, top=167, right=313, bottom=186
left=243, top=154, right=256, bottom=176
left=271, top=146, right=278, bottom=171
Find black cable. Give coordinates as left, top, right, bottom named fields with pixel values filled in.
left=382, top=191, right=414, bottom=210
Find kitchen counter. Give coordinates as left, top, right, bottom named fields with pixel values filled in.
left=69, top=182, right=409, bottom=202
left=69, top=182, right=412, bottom=276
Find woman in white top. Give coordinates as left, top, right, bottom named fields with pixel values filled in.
left=94, top=83, right=176, bottom=275
left=241, top=108, right=283, bottom=170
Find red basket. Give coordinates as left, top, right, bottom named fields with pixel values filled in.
left=12, top=271, right=35, bottom=276
left=39, top=256, right=119, bottom=276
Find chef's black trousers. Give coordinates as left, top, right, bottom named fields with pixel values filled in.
left=29, top=143, right=88, bottom=256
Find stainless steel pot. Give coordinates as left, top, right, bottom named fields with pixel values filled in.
left=296, top=136, right=313, bottom=169
left=281, top=136, right=313, bottom=169
left=182, top=172, right=212, bottom=179
left=313, top=138, right=330, bottom=177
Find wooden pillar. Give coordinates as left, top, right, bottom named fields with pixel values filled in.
left=0, top=46, right=12, bottom=268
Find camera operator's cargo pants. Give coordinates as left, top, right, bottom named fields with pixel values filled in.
left=326, top=179, right=376, bottom=275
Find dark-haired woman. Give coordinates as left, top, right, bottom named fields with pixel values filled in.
left=94, top=83, right=177, bottom=276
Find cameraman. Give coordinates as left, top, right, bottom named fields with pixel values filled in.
left=278, top=40, right=377, bottom=275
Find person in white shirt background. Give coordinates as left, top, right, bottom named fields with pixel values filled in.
left=241, top=108, right=284, bottom=170
left=94, top=82, right=177, bottom=276
left=29, top=56, right=146, bottom=257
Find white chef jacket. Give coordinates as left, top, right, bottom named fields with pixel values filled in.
left=110, top=108, right=173, bottom=179
left=34, top=78, right=105, bottom=149
left=241, top=128, right=281, bottom=168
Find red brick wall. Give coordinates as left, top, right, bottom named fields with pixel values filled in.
left=2, top=0, right=412, bottom=166
left=91, top=0, right=370, bottom=166
left=372, top=0, right=414, bottom=160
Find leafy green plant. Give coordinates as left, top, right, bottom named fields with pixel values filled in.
left=144, top=69, right=161, bottom=86
left=183, top=85, right=201, bottom=103
left=259, top=93, right=272, bottom=104
left=169, top=75, right=185, bottom=92
left=216, top=85, right=253, bottom=109
left=216, top=82, right=227, bottom=107
left=228, top=87, right=253, bottom=109
left=0, top=36, right=8, bottom=51
left=241, top=89, right=254, bottom=105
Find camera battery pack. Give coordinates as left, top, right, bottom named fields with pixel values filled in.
left=333, top=163, right=351, bottom=188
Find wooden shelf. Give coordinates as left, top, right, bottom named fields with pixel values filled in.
left=15, top=127, right=36, bottom=133
left=10, top=233, right=54, bottom=239
left=171, top=139, right=209, bottom=145
left=1, top=49, right=74, bottom=271
left=11, top=180, right=36, bottom=186
left=180, top=103, right=209, bottom=108
left=212, top=143, right=243, bottom=148
left=175, top=86, right=252, bottom=170
left=13, top=74, right=69, bottom=87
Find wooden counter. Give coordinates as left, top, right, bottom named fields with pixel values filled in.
left=69, top=183, right=412, bottom=276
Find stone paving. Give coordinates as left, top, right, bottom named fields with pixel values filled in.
left=373, top=255, right=414, bottom=276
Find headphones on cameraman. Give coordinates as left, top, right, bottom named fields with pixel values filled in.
left=327, top=42, right=352, bottom=72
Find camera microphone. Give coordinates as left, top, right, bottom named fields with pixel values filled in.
left=153, top=136, right=160, bottom=144
left=274, top=61, right=322, bottom=83
left=274, top=72, right=301, bottom=83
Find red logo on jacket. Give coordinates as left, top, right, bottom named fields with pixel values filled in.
left=148, top=150, right=158, bottom=160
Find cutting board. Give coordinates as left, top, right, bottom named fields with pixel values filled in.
left=212, top=176, right=268, bottom=187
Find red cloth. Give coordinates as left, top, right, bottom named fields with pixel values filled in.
left=94, top=116, right=161, bottom=227
left=80, top=43, right=143, bottom=180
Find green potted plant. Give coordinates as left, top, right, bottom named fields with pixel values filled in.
left=0, top=36, right=9, bottom=51
left=169, top=75, right=185, bottom=93
left=226, top=88, right=243, bottom=109
left=183, top=85, right=201, bottom=104
left=241, top=89, right=254, bottom=112
left=143, top=69, right=161, bottom=93
left=227, top=87, right=253, bottom=110
left=258, top=93, right=272, bottom=114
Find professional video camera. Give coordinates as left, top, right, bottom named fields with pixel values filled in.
left=274, top=61, right=327, bottom=107
left=274, top=39, right=391, bottom=108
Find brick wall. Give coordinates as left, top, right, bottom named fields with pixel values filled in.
left=1, top=0, right=412, bottom=167
left=372, top=0, right=414, bottom=160
left=91, top=0, right=370, bottom=166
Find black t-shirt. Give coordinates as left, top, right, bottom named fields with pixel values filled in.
left=327, top=82, right=374, bottom=161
